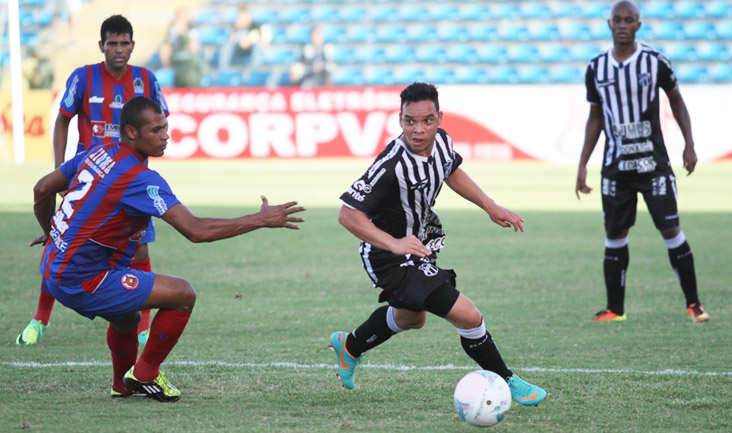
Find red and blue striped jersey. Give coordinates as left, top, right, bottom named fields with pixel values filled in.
left=58, top=62, right=169, bottom=154
left=40, top=142, right=180, bottom=286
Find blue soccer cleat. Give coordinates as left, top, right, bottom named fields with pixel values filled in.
left=329, top=331, right=362, bottom=390
left=507, top=374, right=547, bottom=406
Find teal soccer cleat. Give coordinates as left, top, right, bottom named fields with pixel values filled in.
left=507, top=374, right=547, bottom=406
left=329, top=331, right=362, bottom=390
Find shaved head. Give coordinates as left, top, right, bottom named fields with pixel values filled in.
left=611, top=1, right=640, bottom=20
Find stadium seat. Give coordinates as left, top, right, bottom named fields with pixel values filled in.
left=198, top=26, right=229, bottom=45
left=425, top=66, right=456, bottom=84
left=476, top=45, right=507, bottom=63
left=674, top=1, right=707, bottom=19
left=493, top=4, right=521, bottom=20
left=437, top=24, right=469, bottom=42
left=416, top=45, right=447, bottom=63
left=717, top=20, right=732, bottom=39
left=393, top=66, right=426, bottom=84
left=262, top=47, right=300, bottom=65
left=684, top=21, right=717, bottom=40
left=562, top=22, right=592, bottom=41
left=250, top=7, right=279, bottom=24
left=280, top=7, right=310, bottom=24
left=356, top=45, right=386, bottom=64
left=569, top=44, right=604, bottom=62
left=538, top=44, right=571, bottom=63
left=521, top=3, right=552, bottom=19
left=400, top=4, right=431, bottom=22
left=549, top=64, right=584, bottom=83
left=430, top=4, right=460, bottom=21
left=447, top=45, right=478, bottom=63
left=406, top=24, right=439, bottom=43
left=321, top=26, right=346, bottom=44
left=362, top=67, right=394, bottom=85
left=528, top=22, right=562, bottom=41
left=243, top=70, right=271, bottom=87
left=369, top=5, right=399, bottom=23
left=209, top=71, right=244, bottom=87
left=385, top=45, right=416, bottom=63
left=507, top=45, right=539, bottom=63
left=460, top=4, right=492, bottom=21
left=332, top=67, right=364, bottom=85
left=675, top=64, right=710, bottom=83
left=709, top=63, right=732, bottom=81
left=285, top=25, right=312, bottom=44
left=589, top=21, right=612, bottom=40
left=486, top=65, right=519, bottom=84
left=665, top=43, right=698, bottom=62
left=455, top=66, right=488, bottom=84
left=644, top=2, right=675, bottom=19
left=153, top=68, right=175, bottom=88
left=340, top=5, right=368, bottom=22
left=705, top=1, right=732, bottom=18
left=376, top=24, right=407, bottom=43
left=581, top=3, right=609, bottom=18
left=497, top=23, right=530, bottom=42
left=553, top=3, right=582, bottom=18
left=331, top=45, right=356, bottom=64
left=697, top=42, right=730, bottom=61
left=468, top=25, right=497, bottom=42
left=517, top=65, right=550, bottom=84
left=650, top=21, right=684, bottom=40
left=311, top=5, right=340, bottom=23
left=345, top=25, right=373, bottom=43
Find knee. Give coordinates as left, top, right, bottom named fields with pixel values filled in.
left=175, top=278, right=197, bottom=313
left=113, top=311, right=141, bottom=334
left=407, top=316, right=426, bottom=330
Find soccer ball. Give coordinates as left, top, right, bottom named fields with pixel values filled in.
left=454, top=370, right=511, bottom=427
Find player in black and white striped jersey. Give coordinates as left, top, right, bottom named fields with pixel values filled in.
left=575, top=0, right=709, bottom=323
left=330, top=82, right=546, bottom=406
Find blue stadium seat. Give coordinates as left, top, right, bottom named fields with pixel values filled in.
left=468, top=25, right=497, bottom=42
left=507, top=45, right=539, bottom=63
left=332, top=67, right=364, bottom=85
left=400, top=4, right=430, bottom=22
left=684, top=21, right=717, bottom=40
left=710, top=63, right=732, bottom=81
left=154, top=68, right=175, bottom=87
left=416, top=45, right=447, bottom=63
left=675, top=64, right=710, bottom=83
left=394, top=66, right=426, bottom=84
left=697, top=42, right=730, bottom=61
left=674, top=1, right=706, bottom=18
left=460, top=4, right=491, bottom=21
left=563, top=22, right=592, bottom=41
left=285, top=25, right=312, bottom=44
left=193, top=7, right=220, bottom=25
left=437, top=24, right=469, bottom=42
left=455, top=66, right=488, bottom=84
left=553, top=3, right=582, bottom=18
left=521, top=3, right=552, bottom=19
left=569, top=43, right=603, bottom=62
left=447, top=45, right=478, bottom=63
left=376, top=24, right=407, bottom=43
left=476, top=45, right=507, bottom=63
left=581, top=3, right=608, bottom=18
left=650, top=21, right=684, bottom=40
left=331, top=45, right=355, bottom=64
left=528, top=22, right=561, bottom=41
left=363, top=67, right=394, bottom=85
left=321, top=26, right=346, bottom=44
left=493, top=4, right=521, bottom=20
left=590, top=21, right=612, bottom=40
left=0, top=52, right=9, bottom=67
left=311, top=5, right=340, bottom=23
left=262, top=47, right=300, bottom=65
left=340, top=5, right=368, bottom=22
left=345, top=25, right=374, bottom=43
left=497, top=23, right=530, bottom=42
left=486, top=65, right=519, bottom=84
left=385, top=45, right=416, bottom=63
left=644, top=2, right=675, bottom=19
left=406, top=24, right=438, bottom=43
left=425, top=66, right=456, bottom=84
left=243, top=70, right=271, bottom=87
left=517, top=65, right=549, bottom=84
left=706, top=1, right=732, bottom=18
left=549, top=64, right=584, bottom=83
left=280, top=7, right=310, bottom=23
left=717, top=20, right=732, bottom=39
left=198, top=26, right=229, bottom=45
left=250, top=8, right=279, bottom=24
left=357, top=45, right=386, bottom=64
left=665, top=43, right=698, bottom=62
left=538, top=44, right=571, bottom=62
left=430, top=4, right=460, bottom=21
left=369, top=5, right=399, bottom=23
left=209, top=71, right=244, bottom=87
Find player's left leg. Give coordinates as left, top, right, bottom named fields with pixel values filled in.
left=644, top=174, right=709, bottom=322
left=106, top=311, right=143, bottom=397
left=15, top=280, right=55, bottom=345
left=131, top=242, right=152, bottom=343
left=429, top=284, right=546, bottom=406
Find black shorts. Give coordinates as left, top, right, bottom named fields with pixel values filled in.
left=601, top=174, right=680, bottom=237
left=374, top=259, right=458, bottom=312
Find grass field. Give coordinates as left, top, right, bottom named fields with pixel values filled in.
left=1, top=160, right=731, bottom=433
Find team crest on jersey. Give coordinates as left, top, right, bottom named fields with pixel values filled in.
left=418, top=263, right=439, bottom=277
left=638, top=73, right=652, bottom=87
left=121, top=274, right=139, bottom=290
left=109, top=95, right=124, bottom=109
left=91, top=121, right=106, bottom=136
left=133, top=77, right=144, bottom=94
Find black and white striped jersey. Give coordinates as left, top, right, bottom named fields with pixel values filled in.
left=340, top=128, right=463, bottom=274
left=586, top=43, right=677, bottom=178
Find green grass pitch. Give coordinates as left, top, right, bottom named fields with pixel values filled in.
left=1, top=160, right=731, bottom=432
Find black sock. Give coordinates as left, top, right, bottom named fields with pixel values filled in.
left=345, top=305, right=395, bottom=358
left=668, top=241, right=699, bottom=307
left=604, top=245, right=629, bottom=315
left=460, top=331, right=512, bottom=379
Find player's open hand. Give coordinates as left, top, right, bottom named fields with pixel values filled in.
left=575, top=166, right=592, bottom=199
left=488, top=206, right=525, bottom=232
left=389, top=235, right=433, bottom=258
left=259, top=195, right=306, bottom=229
left=29, top=233, right=49, bottom=247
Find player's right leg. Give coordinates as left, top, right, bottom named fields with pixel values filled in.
left=15, top=280, right=55, bottom=345
left=437, top=289, right=546, bottom=406
left=123, top=273, right=196, bottom=402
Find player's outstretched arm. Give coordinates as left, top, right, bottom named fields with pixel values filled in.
left=575, top=103, right=604, bottom=199
left=162, top=195, right=305, bottom=243
left=338, top=205, right=432, bottom=257
left=445, top=168, right=524, bottom=232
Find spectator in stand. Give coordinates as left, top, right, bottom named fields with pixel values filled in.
left=218, top=6, right=271, bottom=72
left=171, top=30, right=207, bottom=87
left=157, top=8, right=192, bottom=69
left=23, top=47, right=54, bottom=89
left=295, top=27, right=334, bottom=87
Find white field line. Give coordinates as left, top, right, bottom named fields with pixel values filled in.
left=3, top=360, right=732, bottom=376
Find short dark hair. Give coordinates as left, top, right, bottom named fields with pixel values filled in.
left=100, top=15, right=133, bottom=44
left=120, top=97, right=162, bottom=140
left=400, top=82, right=440, bottom=113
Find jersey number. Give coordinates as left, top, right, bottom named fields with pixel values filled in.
left=53, top=169, right=94, bottom=234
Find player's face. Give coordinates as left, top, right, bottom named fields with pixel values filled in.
left=132, top=109, right=169, bottom=158
left=399, top=100, right=442, bottom=157
left=99, top=32, right=135, bottom=71
left=608, top=4, right=641, bottom=46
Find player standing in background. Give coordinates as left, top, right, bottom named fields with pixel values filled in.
left=575, top=1, right=709, bottom=322
left=31, top=96, right=305, bottom=400
left=16, top=15, right=168, bottom=346
left=330, top=82, right=546, bottom=406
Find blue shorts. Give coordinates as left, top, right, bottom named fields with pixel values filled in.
left=45, top=268, right=155, bottom=320
left=141, top=219, right=156, bottom=244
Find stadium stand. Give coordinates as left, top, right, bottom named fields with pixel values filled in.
left=3, top=0, right=732, bottom=87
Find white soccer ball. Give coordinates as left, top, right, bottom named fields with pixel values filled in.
left=454, top=370, right=511, bottom=427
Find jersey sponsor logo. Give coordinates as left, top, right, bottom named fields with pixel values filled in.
left=595, top=78, right=616, bottom=88
left=399, top=260, right=415, bottom=267
left=618, top=156, right=657, bottom=173
left=109, top=95, right=124, bottom=109
left=346, top=186, right=366, bottom=202
left=89, top=96, right=104, bottom=104
left=105, top=123, right=120, bottom=138
left=619, top=140, right=654, bottom=155
left=91, top=121, right=106, bottom=136
left=638, top=72, right=652, bottom=87
left=425, top=236, right=445, bottom=252
left=121, top=273, right=139, bottom=290
left=63, top=75, right=79, bottom=108
left=352, top=179, right=372, bottom=193
left=409, top=179, right=429, bottom=191
left=418, top=263, right=439, bottom=277
left=612, top=121, right=652, bottom=140
left=49, top=227, right=68, bottom=252
left=601, top=178, right=617, bottom=197
left=147, top=185, right=169, bottom=215
left=652, top=176, right=667, bottom=196
left=133, top=77, right=144, bottom=94
left=86, top=147, right=117, bottom=178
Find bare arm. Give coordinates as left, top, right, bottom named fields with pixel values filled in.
left=666, top=86, right=697, bottom=175
left=338, top=205, right=431, bottom=257
left=53, top=113, right=73, bottom=168
left=575, top=103, right=604, bottom=199
left=162, top=196, right=305, bottom=243
left=29, top=169, right=69, bottom=246
left=445, top=167, right=524, bottom=232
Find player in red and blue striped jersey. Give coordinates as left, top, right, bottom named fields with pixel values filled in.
left=16, top=15, right=167, bottom=346
left=31, top=96, right=305, bottom=400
